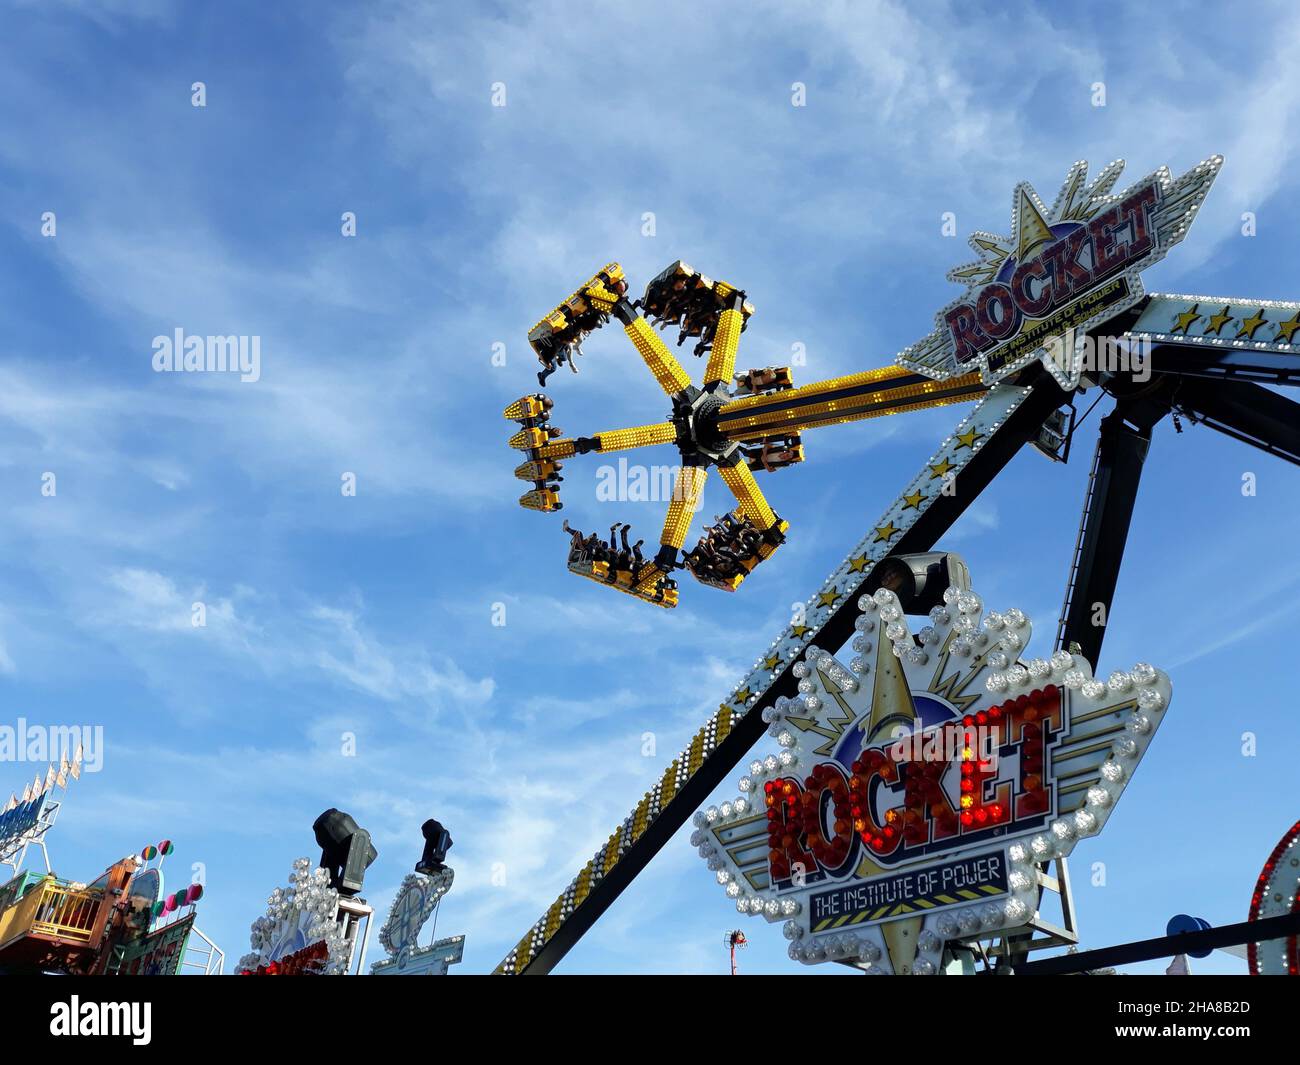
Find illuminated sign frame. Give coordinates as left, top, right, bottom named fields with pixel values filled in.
left=1248, top=819, right=1300, bottom=976
left=371, top=867, right=463, bottom=976
left=238, top=858, right=353, bottom=976
left=897, top=155, right=1222, bottom=388
left=694, top=580, right=1172, bottom=974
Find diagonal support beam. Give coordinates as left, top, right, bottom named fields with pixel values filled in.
left=1169, top=374, right=1300, bottom=466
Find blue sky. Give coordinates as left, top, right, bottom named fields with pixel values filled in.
left=0, top=0, right=1296, bottom=975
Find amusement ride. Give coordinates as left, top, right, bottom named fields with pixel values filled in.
left=498, top=154, right=1300, bottom=974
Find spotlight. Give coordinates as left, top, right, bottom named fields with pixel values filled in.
left=863, top=552, right=970, bottom=616
left=416, top=818, right=453, bottom=875
left=312, top=808, right=378, bottom=897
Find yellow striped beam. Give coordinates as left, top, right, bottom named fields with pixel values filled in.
left=715, top=366, right=988, bottom=442
left=493, top=705, right=739, bottom=975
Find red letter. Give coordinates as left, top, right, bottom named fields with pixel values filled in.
left=945, top=302, right=991, bottom=363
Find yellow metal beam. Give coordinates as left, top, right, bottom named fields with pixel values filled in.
left=716, top=461, right=778, bottom=531
left=592, top=421, right=678, bottom=454
left=716, top=367, right=987, bottom=442
left=660, top=465, right=709, bottom=550
left=703, top=306, right=744, bottom=387
left=624, top=317, right=693, bottom=396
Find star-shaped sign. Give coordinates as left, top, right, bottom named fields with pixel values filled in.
left=1204, top=305, right=1234, bottom=335
left=1236, top=308, right=1268, bottom=340
left=1171, top=302, right=1201, bottom=333
left=1276, top=311, right=1300, bottom=344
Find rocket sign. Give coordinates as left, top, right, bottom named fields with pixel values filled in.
left=897, top=155, right=1222, bottom=388
left=693, top=580, right=1172, bottom=974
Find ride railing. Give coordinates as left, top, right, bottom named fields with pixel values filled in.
left=0, top=877, right=102, bottom=948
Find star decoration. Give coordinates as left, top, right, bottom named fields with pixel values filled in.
left=899, top=155, right=1222, bottom=388
left=1276, top=311, right=1300, bottom=344
left=1236, top=308, right=1268, bottom=340
left=732, top=688, right=752, bottom=706
left=817, top=589, right=839, bottom=608
left=848, top=555, right=871, bottom=572
left=928, top=458, right=955, bottom=480
left=1204, top=305, right=1233, bottom=335
left=873, top=523, right=899, bottom=543
left=1171, top=303, right=1201, bottom=333
left=791, top=625, right=811, bottom=639
left=762, top=654, right=781, bottom=671
left=954, top=429, right=983, bottom=451
left=902, top=490, right=926, bottom=510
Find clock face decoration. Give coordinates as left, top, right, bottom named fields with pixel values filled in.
left=372, top=867, right=460, bottom=976
left=378, top=870, right=452, bottom=958
left=693, top=580, right=1173, bottom=974
left=389, top=883, right=428, bottom=952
